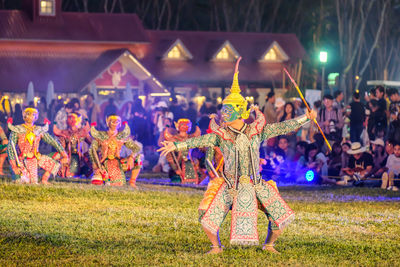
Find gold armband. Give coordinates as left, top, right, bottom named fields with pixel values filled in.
left=175, top=142, right=187, bottom=151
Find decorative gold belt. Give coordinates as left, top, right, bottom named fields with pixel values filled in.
left=23, top=152, right=40, bottom=159
left=239, top=175, right=251, bottom=184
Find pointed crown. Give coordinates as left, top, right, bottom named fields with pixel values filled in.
left=222, top=57, right=250, bottom=119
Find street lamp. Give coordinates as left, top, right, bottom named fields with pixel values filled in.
left=319, top=51, right=328, bottom=96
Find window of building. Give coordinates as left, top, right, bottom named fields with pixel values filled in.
left=216, top=47, right=229, bottom=60
left=39, top=0, right=55, bottom=16
left=212, top=41, right=240, bottom=62
left=167, top=46, right=182, bottom=59
left=264, top=47, right=278, bottom=61
left=260, top=41, right=289, bottom=62
left=163, top=39, right=193, bottom=61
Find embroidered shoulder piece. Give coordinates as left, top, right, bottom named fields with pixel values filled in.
left=90, top=126, right=108, bottom=141
left=208, top=117, right=235, bottom=143
left=116, top=124, right=131, bottom=140
left=34, top=124, right=49, bottom=135
left=8, top=124, right=25, bottom=134
left=248, top=108, right=266, bottom=139
left=7, top=123, right=48, bottom=135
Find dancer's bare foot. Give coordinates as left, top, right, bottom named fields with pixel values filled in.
left=262, top=244, right=280, bottom=254
left=129, top=183, right=137, bottom=189
left=41, top=180, right=51, bottom=185
left=207, top=246, right=223, bottom=254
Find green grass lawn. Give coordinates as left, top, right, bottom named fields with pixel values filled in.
left=0, top=182, right=399, bottom=266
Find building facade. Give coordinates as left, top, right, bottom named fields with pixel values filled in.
left=0, top=0, right=306, bottom=108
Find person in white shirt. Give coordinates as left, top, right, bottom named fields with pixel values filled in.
left=381, top=142, right=400, bottom=191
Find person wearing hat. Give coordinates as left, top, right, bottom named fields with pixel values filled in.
left=317, top=94, right=344, bottom=142
left=338, top=142, right=373, bottom=185
left=293, top=97, right=305, bottom=116
left=158, top=57, right=317, bottom=254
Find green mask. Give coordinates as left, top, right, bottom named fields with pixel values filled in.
left=222, top=104, right=241, bottom=122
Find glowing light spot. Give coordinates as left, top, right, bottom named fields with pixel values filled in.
left=305, top=170, right=315, bottom=182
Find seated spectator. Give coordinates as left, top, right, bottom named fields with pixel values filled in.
left=385, top=140, right=394, bottom=156
left=275, top=135, right=295, bottom=161
left=260, top=146, right=285, bottom=181
left=338, top=142, right=373, bottom=186
left=340, top=142, right=351, bottom=176
left=296, top=143, right=334, bottom=184
left=294, top=141, right=308, bottom=161
left=381, top=142, right=400, bottom=191
left=370, top=138, right=387, bottom=178
left=328, top=142, right=342, bottom=177
left=260, top=135, right=294, bottom=182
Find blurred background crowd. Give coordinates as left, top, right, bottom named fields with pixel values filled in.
left=0, top=85, right=399, bottom=188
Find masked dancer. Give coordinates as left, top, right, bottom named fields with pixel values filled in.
left=89, top=115, right=141, bottom=187
left=0, top=125, right=8, bottom=175
left=159, top=58, right=317, bottom=254
left=53, top=112, right=92, bottom=178
left=162, top=118, right=201, bottom=183
left=7, top=108, right=68, bottom=184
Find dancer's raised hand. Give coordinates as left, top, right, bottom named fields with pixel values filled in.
left=157, top=141, right=176, bottom=157
left=306, top=109, right=317, bottom=121
left=250, top=104, right=259, bottom=112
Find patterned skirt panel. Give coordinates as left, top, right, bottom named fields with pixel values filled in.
left=104, top=158, right=126, bottom=186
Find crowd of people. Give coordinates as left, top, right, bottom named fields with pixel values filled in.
left=260, top=87, right=400, bottom=190
left=0, top=85, right=399, bottom=189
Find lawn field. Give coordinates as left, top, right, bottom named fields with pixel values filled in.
left=0, top=182, right=399, bottom=266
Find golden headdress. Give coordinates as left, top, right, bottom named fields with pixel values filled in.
left=24, top=107, right=38, bottom=114
left=222, top=57, right=250, bottom=119
left=68, top=112, right=82, bottom=125
left=106, top=114, right=121, bottom=126
left=174, top=118, right=191, bottom=130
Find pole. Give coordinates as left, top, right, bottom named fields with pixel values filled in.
left=283, top=68, right=332, bottom=151
left=321, top=65, right=325, bottom=97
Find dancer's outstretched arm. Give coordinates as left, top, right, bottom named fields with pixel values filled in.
left=260, top=109, right=316, bottom=141
left=158, top=133, right=219, bottom=157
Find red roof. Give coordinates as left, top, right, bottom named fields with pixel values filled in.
left=0, top=49, right=99, bottom=93
left=141, top=30, right=306, bottom=87
left=0, top=10, right=149, bottom=43
left=0, top=48, right=165, bottom=94
left=0, top=48, right=136, bottom=93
